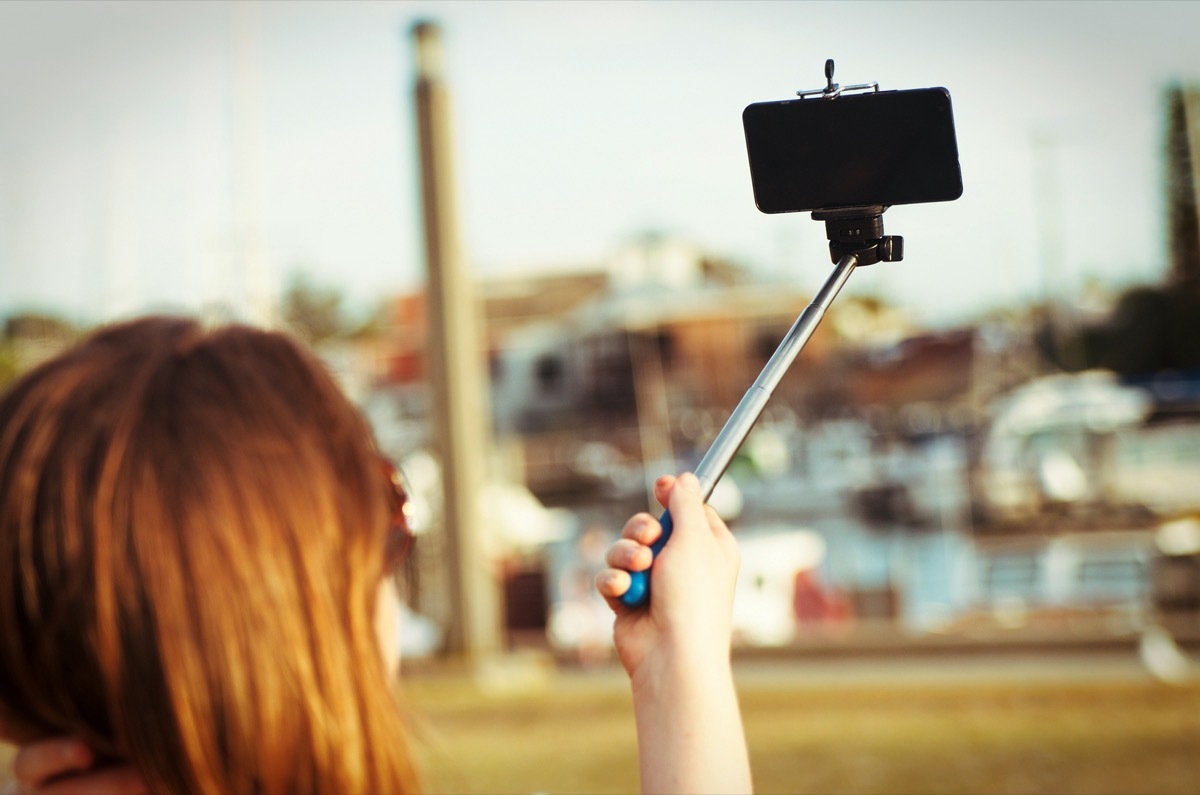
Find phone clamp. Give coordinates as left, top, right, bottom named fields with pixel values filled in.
left=812, top=205, right=902, bottom=266
left=797, top=59, right=879, bottom=100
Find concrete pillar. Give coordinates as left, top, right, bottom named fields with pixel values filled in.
left=411, top=20, right=501, bottom=659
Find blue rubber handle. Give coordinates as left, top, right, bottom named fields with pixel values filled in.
left=617, top=509, right=674, bottom=608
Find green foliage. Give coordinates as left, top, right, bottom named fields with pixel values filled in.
left=1101, top=284, right=1200, bottom=374
left=0, top=343, right=18, bottom=390
left=1044, top=282, right=1200, bottom=375
left=0, top=311, right=81, bottom=389
left=281, top=272, right=347, bottom=345
left=3, top=313, right=76, bottom=341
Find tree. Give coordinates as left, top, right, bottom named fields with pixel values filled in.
left=1048, top=283, right=1200, bottom=376
left=281, top=272, right=346, bottom=345
left=0, top=312, right=80, bottom=388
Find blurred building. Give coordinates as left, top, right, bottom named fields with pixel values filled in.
left=373, top=234, right=862, bottom=503
left=354, top=221, right=1200, bottom=648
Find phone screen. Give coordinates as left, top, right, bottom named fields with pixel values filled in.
left=743, top=88, right=963, bottom=214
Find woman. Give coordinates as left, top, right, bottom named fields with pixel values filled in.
left=1, top=316, right=749, bottom=794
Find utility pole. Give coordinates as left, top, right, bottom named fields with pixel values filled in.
left=1166, top=84, right=1200, bottom=295
left=411, top=20, right=501, bottom=660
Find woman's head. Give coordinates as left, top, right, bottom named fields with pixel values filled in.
left=0, top=316, right=417, bottom=793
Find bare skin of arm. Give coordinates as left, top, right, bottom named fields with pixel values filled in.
left=596, top=473, right=753, bottom=795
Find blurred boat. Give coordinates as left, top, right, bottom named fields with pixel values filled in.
left=974, top=370, right=1200, bottom=525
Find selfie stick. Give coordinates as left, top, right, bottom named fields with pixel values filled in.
left=619, top=204, right=901, bottom=608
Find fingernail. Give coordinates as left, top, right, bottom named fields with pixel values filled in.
left=600, top=571, right=622, bottom=591
left=677, top=472, right=699, bottom=491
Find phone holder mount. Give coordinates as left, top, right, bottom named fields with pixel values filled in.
left=796, top=58, right=879, bottom=100
left=813, top=205, right=903, bottom=266
left=797, top=61, right=902, bottom=267
left=618, top=60, right=904, bottom=609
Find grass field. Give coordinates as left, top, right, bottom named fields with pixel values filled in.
left=406, top=662, right=1200, bottom=795
left=4, top=660, right=1198, bottom=794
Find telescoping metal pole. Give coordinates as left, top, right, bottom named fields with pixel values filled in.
left=619, top=251, right=861, bottom=608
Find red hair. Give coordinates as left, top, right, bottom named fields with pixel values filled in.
left=0, top=316, right=419, bottom=793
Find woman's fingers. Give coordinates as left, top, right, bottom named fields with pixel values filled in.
left=666, top=473, right=709, bottom=542
left=621, top=512, right=662, bottom=546
left=606, top=538, right=652, bottom=572
left=598, top=510, right=666, bottom=610
left=599, top=472, right=733, bottom=617
left=653, top=475, right=675, bottom=510
left=595, top=567, right=633, bottom=608
left=12, top=738, right=93, bottom=790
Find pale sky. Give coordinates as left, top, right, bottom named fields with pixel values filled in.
left=1, top=1, right=1197, bottom=327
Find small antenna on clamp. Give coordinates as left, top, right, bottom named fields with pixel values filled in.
left=796, top=58, right=879, bottom=100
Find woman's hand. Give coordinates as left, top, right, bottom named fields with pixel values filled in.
left=596, top=473, right=740, bottom=685
left=595, top=473, right=751, bottom=794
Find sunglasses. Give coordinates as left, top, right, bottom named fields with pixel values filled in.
left=381, top=458, right=418, bottom=571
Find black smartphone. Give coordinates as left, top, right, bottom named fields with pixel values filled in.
left=743, top=87, right=963, bottom=214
